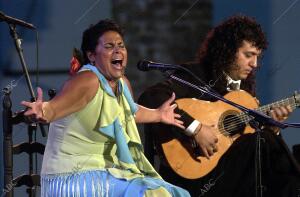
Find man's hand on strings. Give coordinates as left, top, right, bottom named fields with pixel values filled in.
left=267, top=105, right=293, bottom=134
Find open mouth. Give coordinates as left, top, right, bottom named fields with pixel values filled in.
left=111, top=59, right=123, bottom=65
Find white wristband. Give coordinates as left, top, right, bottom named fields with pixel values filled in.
left=185, top=120, right=200, bottom=136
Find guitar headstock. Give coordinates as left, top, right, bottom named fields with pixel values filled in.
left=294, top=91, right=300, bottom=108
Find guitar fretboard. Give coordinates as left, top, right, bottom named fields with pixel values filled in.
left=241, top=95, right=299, bottom=124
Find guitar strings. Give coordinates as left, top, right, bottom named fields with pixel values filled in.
left=202, top=98, right=297, bottom=129
left=185, top=97, right=297, bottom=138
left=218, top=104, right=297, bottom=136
left=216, top=102, right=297, bottom=136
left=221, top=101, right=297, bottom=128
left=217, top=98, right=296, bottom=127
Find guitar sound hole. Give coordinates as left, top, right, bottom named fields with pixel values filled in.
left=223, top=114, right=246, bottom=136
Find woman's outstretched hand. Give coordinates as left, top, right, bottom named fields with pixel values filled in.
left=21, top=87, right=46, bottom=123
left=158, top=92, right=185, bottom=129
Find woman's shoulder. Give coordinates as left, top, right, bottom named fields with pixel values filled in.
left=64, top=70, right=100, bottom=98
left=71, top=70, right=100, bottom=86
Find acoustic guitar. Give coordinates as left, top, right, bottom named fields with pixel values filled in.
left=161, top=90, right=300, bottom=179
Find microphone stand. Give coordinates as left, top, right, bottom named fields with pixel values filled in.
left=5, top=23, right=45, bottom=197
left=8, top=24, right=46, bottom=137
left=166, top=71, right=300, bottom=197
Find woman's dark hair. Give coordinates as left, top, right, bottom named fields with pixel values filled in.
left=80, top=19, right=124, bottom=64
left=196, top=15, right=268, bottom=96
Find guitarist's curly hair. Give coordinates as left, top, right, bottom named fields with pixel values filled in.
left=196, top=15, right=268, bottom=96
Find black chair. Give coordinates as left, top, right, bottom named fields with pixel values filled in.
left=2, top=88, right=56, bottom=197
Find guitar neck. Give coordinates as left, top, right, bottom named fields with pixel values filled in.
left=257, top=96, right=299, bottom=114
left=242, top=94, right=300, bottom=123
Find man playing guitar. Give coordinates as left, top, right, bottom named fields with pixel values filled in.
left=139, top=15, right=300, bottom=197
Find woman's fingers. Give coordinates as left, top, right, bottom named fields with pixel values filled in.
left=172, top=117, right=184, bottom=129
left=21, top=101, right=32, bottom=108
left=174, top=114, right=181, bottom=118
left=36, top=87, right=43, bottom=102
left=20, top=87, right=45, bottom=122
left=164, top=92, right=176, bottom=106
left=170, top=103, right=177, bottom=110
left=175, top=119, right=184, bottom=126
left=176, top=124, right=185, bottom=130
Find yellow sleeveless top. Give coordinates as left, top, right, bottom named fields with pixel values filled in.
left=41, top=65, right=160, bottom=181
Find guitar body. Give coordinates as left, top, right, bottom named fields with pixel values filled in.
left=161, top=90, right=259, bottom=179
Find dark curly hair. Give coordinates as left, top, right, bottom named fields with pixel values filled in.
left=80, top=19, right=124, bottom=65
left=196, top=15, right=268, bottom=96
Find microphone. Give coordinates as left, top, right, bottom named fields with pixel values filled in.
left=0, top=11, right=36, bottom=29
left=137, top=60, right=180, bottom=71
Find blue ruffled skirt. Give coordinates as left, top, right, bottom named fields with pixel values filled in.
left=41, top=170, right=190, bottom=197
